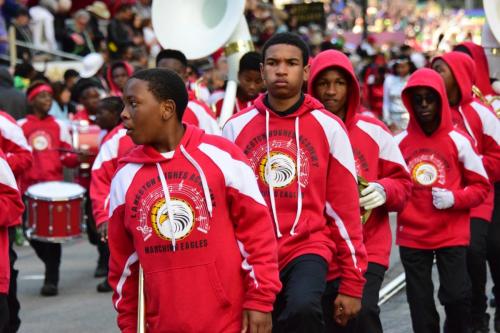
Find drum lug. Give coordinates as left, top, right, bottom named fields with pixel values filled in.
left=49, top=203, right=54, bottom=236
left=66, top=203, right=72, bottom=234
left=31, top=201, right=38, bottom=237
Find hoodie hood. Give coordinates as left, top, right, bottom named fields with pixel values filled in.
left=121, top=124, right=212, bottom=251
left=106, top=61, right=134, bottom=97
left=307, top=50, right=360, bottom=127
left=0, top=67, right=14, bottom=88
left=432, top=51, right=476, bottom=105
left=253, top=93, right=324, bottom=118
left=402, top=68, right=453, bottom=137
left=455, top=42, right=494, bottom=96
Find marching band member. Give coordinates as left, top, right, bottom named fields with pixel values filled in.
left=18, top=81, right=79, bottom=296
left=156, top=49, right=221, bottom=135
left=395, top=68, right=490, bottom=333
left=223, top=33, right=367, bottom=332
left=108, top=68, right=281, bottom=332
left=0, top=149, right=24, bottom=331
left=0, top=111, right=32, bottom=332
left=212, top=51, right=265, bottom=118
left=106, top=61, right=134, bottom=98
left=432, top=52, right=500, bottom=332
left=71, top=78, right=103, bottom=124
left=308, top=50, right=412, bottom=332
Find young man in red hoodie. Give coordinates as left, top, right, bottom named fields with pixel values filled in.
left=308, top=49, right=412, bottom=332
left=18, top=81, right=80, bottom=296
left=0, top=110, right=32, bottom=331
left=432, top=52, right=500, bottom=332
left=223, top=33, right=367, bottom=332
left=0, top=149, right=24, bottom=331
left=156, top=49, right=220, bottom=135
left=396, top=68, right=490, bottom=333
left=108, top=68, right=281, bottom=332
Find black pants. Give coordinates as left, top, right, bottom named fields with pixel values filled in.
left=400, top=246, right=471, bottom=333
left=84, top=193, right=109, bottom=271
left=488, top=182, right=500, bottom=308
left=29, top=240, right=61, bottom=285
left=0, top=293, right=8, bottom=332
left=5, top=227, right=20, bottom=333
left=467, top=218, right=489, bottom=325
left=273, top=254, right=328, bottom=333
left=322, top=263, right=385, bottom=333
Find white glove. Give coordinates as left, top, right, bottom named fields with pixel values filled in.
left=432, top=187, right=454, bottom=210
left=359, top=182, right=387, bottom=210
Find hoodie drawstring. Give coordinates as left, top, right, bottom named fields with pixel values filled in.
left=265, top=110, right=303, bottom=238
left=155, top=145, right=213, bottom=251
left=156, top=163, right=177, bottom=251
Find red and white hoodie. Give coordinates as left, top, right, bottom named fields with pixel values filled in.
left=0, top=111, right=32, bottom=177
left=223, top=93, right=367, bottom=298
left=90, top=124, right=134, bottom=227
left=0, top=149, right=24, bottom=294
left=432, top=52, right=500, bottom=221
left=455, top=42, right=500, bottom=112
left=396, top=68, right=490, bottom=249
left=308, top=50, right=412, bottom=269
left=18, top=115, right=79, bottom=191
left=108, top=125, right=281, bottom=333
left=185, top=91, right=221, bottom=135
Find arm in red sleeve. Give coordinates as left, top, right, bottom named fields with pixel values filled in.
left=0, top=154, right=24, bottom=226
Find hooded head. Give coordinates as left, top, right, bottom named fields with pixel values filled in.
left=308, top=50, right=359, bottom=126
left=432, top=51, right=476, bottom=106
left=107, top=61, right=134, bottom=97
left=454, top=42, right=494, bottom=96
left=402, top=68, right=452, bottom=137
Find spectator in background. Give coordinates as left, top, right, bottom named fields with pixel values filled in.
left=13, top=63, right=36, bottom=91
left=48, top=81, right=75, bottom=122
left=383, top=55, right=415, bottom=132
left=63, top=69, right=79, bottom=91
left=12, top=7, right=33, bottom=62
left=0, top=67, right=27, bottom=120
left=106, top=4, right=135, bottom=60
left=79, top=52, right=108, bottom=91
left=29, top=0, right=58, bottom=52
left=106, top=60, right=133, bottom=97
left=62, top=9, right=95, bottom=56
left=134, top=0, right=151, bottom=20
left=85, top=1, right=109, bottom=52
left=0, top=0, right=8, bottom=56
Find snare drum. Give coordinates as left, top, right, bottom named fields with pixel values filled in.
left=25, top=181, right=86, bottom=243
left=72, top=121, right=101, bottom=163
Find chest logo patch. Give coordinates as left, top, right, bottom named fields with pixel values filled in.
left=412, top=161, right=438, bottom=186
left=259, top=152, right=296, bottom=188
left=150, top=197, right=195, bottom=241
left=30, top=131, right=51, bottom=151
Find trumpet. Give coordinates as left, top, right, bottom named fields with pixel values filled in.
left=358, top=176, right=373, bottom=224
left=137, top=265, right=145, bottom=333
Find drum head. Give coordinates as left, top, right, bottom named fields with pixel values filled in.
left=26, top=181, right=86, bottom=201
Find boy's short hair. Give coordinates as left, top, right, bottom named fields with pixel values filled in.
left=71, top=78, right=102, bottom=101
left=130, top=68, right=188, bottom=122
left=261, top=32, right=310, bottom=67
left=64, top=69, right=79, bottom=81
left=98, top=96, right=124, bottom=115
left=155, top=49, right=188, bottom=68
left=239, top=51, right=261, bottom=73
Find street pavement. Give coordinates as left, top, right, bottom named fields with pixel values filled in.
left=13, top=216, right=497, bottom=332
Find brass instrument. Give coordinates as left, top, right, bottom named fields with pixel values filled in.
left=358, top=176, right=373, bottom=225
left=137, top=266, right=145, bottom=333
left=472, top=85, right=489, bottom=105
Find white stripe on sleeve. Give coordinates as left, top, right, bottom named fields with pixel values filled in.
left=357, top=120, right=409, bottom=171
left=394, top=130, right=408, bottom=146
left=0, top=115, right=31, bottom=152
left=311, top=110, right=357, bottom=181
left=470, top=101, right=500, bottom=145
left=449, top=130, right=488, bottom=179
left=237, top=240, right=259, bottom=288
left=92, top=129, right=127, bottom=171
left=222, top=108, right=259, bottom=142
left=55, top=119, right=73, bottom=146
left=198, top=143, right=266, bottom=206
left=187, top=101, right=221, bottom=136
left=0, top=157, right=18, bottom=190
left=114, top=251, right=138, bottom=309
left=109, top=163, right=143, bottom=217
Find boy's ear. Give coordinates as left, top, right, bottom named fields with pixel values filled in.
left=160, top=99, right=176, bottom=121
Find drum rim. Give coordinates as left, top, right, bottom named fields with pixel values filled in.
left=27, top=233, right=83, bottom=243
left=25, top=181, right=86, bottom=201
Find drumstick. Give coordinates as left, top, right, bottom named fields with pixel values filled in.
left=55, top=147, right=98, bottom=157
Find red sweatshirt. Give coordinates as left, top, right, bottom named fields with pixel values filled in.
left=432, top=52, right=500, bottom=221
left=0, top=150, right=24, bottom=294
left=183, top=100, right=221, bottom=135
left=308, top=50, right=412, bottom=269
left=108, top=125, right=281, bottom=332
left=222, top=93, right=367, bottom=298
left=395, top=68, right=490, bottom=249
left=18, top=115, right=79, bottom=191
left=90, top=124, right=134, bottom=227
left=0, top=111, right=32, bottom=177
